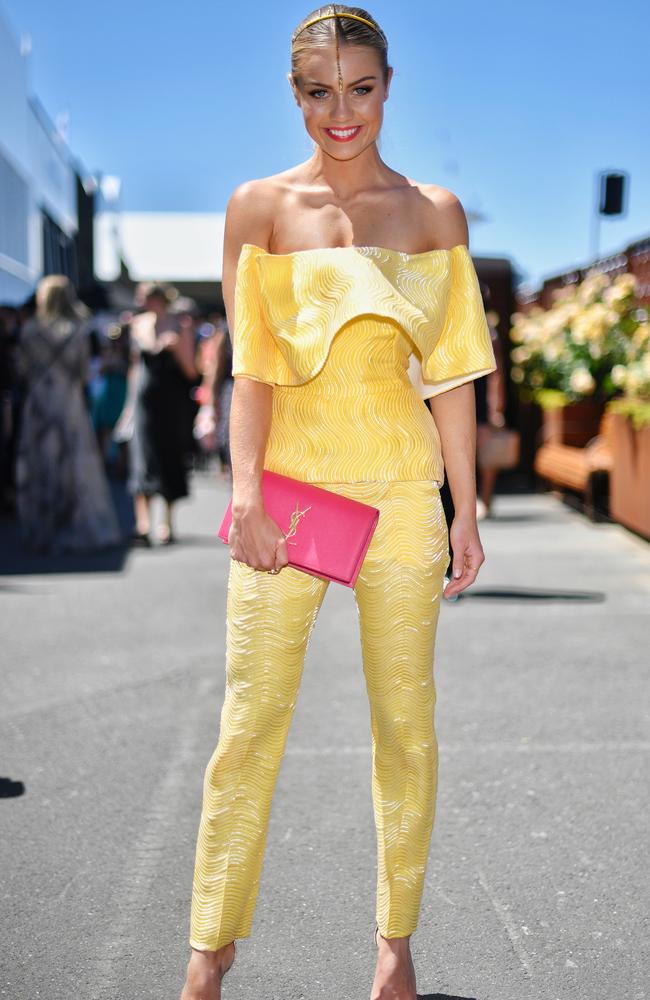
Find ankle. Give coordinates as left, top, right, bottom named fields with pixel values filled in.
left=191, top=942, right=234, bottom=969
left=376, top=930, right=412, bottom=953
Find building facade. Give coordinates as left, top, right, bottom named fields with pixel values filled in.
left=0, top=9, right=81, bottom=305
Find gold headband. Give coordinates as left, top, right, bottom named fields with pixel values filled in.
left=292, top=11, right=383, bottom=43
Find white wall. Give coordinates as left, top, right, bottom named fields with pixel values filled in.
left=95, top=212, right=227, bottom=283
left=0, top=11, right=29, bottom=172
left=0, top=7, right=78, bottom=304
left=28, top=103, right=77, bottom=236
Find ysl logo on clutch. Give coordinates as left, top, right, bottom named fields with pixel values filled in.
left=284, top=500, right=311, bottom=545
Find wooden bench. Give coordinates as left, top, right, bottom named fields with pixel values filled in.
left=533, top=412, right=614, bottom=520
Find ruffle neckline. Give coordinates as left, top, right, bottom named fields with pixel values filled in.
left=240, top=242, right=465, bottom=259
left=233, top=241, right=495, bottom=393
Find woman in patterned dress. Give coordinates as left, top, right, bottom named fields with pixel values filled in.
left=15, top=275, right=121, bottom=553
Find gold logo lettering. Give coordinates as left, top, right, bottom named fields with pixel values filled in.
left=284, top=500, right=311, bottom=545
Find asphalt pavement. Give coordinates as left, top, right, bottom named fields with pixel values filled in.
left=1, top=470, right=648, bottom=1000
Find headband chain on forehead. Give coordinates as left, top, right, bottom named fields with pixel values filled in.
left=292, top=11, right=383, bottom=43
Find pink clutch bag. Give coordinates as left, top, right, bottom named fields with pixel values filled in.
left=217, top=469, right=380, bottom=587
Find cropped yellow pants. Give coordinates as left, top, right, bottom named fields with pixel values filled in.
left=189, top=479, right=450, bottom=950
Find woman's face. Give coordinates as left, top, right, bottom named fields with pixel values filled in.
left=291, top=44, right=391, bottom=159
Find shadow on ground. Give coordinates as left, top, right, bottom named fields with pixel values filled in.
left=460, top=586, right=605, bottom=602
left=0, top=777, right=26, bottom=798
left=0, top=479, right=134, bottom=576
left=418, top=993, right=477, bottom=1000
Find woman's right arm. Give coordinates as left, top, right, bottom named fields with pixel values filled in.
left=222, top=181, right=289, bottom=574
left=112, top=325, right=140, bottom=438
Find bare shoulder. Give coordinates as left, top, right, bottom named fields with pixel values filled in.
left=407, top=180, right=470, bottom=249
left=224, top=165, right=318, bottom=269
left=225, top=175, right=282, bottom=252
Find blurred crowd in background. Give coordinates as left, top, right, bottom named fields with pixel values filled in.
left=0, top=273, right=507, bottom=557
left=0, top=276, right=234, bottom=553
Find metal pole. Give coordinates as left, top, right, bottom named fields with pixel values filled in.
left=590, top=169, right=601, bottom=263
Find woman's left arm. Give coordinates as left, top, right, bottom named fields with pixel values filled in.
left=428, top=384, right=484, bottom=598
left=420, top=187, right=493, bottom=598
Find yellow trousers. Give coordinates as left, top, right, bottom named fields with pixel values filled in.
left=189, top=479, right=450, bottom=950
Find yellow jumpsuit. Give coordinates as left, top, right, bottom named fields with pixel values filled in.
left=189, top=242, right=497, bottom=950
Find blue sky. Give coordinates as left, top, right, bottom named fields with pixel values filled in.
left=4, top=0, right=649, bottom=290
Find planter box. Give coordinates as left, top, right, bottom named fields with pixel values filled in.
left=609, top=412, right=650, bottom=540
left=541, top=400, right=606, bottom=447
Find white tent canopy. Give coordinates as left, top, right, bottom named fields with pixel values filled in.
left=95, top=211, right=227, bottom=283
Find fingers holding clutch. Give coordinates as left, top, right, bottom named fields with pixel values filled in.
left=270, top=532, right=289, bottom=574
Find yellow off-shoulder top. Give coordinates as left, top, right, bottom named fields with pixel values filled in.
left=231, top=242, right=497, bottom=485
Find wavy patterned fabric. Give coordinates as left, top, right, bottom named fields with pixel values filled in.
left=187, top=241, right=493, bottom=955
left=231, top=242, right=497, bottom=484
left=189, top=478, right=450, bottom=951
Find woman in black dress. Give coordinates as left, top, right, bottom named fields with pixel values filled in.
left=118, top=283, right=197, bottom=545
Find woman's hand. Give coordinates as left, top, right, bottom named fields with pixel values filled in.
left=229, top=503, right=289, bottom=573
left=443, top=512, right=485, bottom=599
left=194, top=404, right=216, bottom=452
left=488, top=409, right=506, bottom=428
left=112, top=405, right=134, bottom=443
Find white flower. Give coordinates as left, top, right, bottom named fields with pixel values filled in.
left=569, top=367, right=596, bottom=394
left=613, top=272, right=637, bottom=294
left=626, top=369, right=645, bottom=393
left=632, top=323, right=650, bottom=349
left=543, top=342, right=563, bottom=362
left=577, top=272, right=610, bottom=305
left=511, top=345, right=531, bottom=364
left=611, top=364, right=627, bottom=386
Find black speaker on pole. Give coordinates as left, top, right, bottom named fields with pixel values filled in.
left=599, top=172, right=628, bottom=216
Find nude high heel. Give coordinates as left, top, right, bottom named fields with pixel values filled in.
left=181, top=941, right=237, bottom=1000
left=221, top=939, right=237, bottom=979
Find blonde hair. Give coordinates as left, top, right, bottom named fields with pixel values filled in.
left=291, top=4, right=390, bottom=86
left=35, top=275, right=89, bottom=327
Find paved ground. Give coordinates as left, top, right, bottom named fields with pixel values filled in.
left=1, top=471, right=648, bottom=1000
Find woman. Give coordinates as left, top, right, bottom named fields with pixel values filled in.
left=193, top=314, right=234, bottom=478
left=117, top=283, right=197, bottom=545
left=181, top=6, right=496, bottom=1000
left=91, top=311, right=132, bottom=474
left=212, top=315, right=234, bottom=478
left=475, top=282, right=507, bottom=519
left=14, top=275, right=121, bottom=553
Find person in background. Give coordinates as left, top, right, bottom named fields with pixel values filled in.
left=193, top=319, right=219, bottom=462
left=475, top=282, right=507, bottom=519
left=116, top=282, right=198, bottom=546
left=14, top=275, right=121, bottom=553
left=0, top=305, right=23, bottom=513
left=170, top=299, right=203, bottom=471
left=211, top=313, right=233, bottom=479
left=91, top=312, right=132, bottom=475
left=0, top=311, right=13, bottom=512
left=192, top=312, right=233, bottom=479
